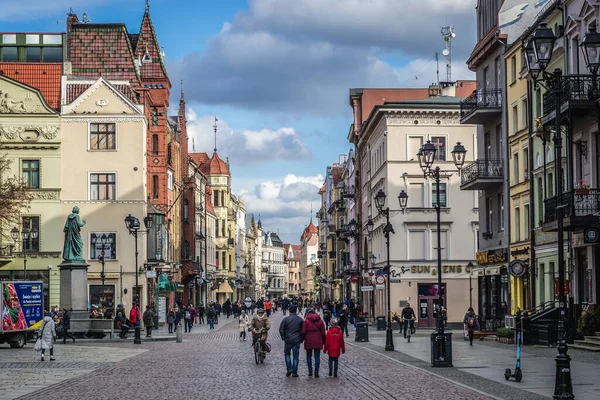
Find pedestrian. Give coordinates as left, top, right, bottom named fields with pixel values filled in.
left=302, top=308, right=326, bottom=378
left=143, top=305, right=154, bottom=337
left=39, top=311, right=56, bottom=361
left=184, top=306, right=192, bottom=333
left=238, top=310, right=249, bottom=341
left=174, top=307, right=182, bottom=332
left=198, top=302, right=205, bottom=324
left=207, top=304, right=216, bottom=330
left=129, top=303, right=140, bottom=332
left=61, top=308, right=75, bottom=344
left=167, top=308, right=175, bottom=334
left=232, top=302, right=240, bottom=318
left=224, top=299, right=232, bottom=318
left=323, top=318, right=345, bottom=377
left=215, top=302, right=222, bottom=320
left=338, top=304, right=350, bottom=337
left=323, top=305, right=332, bottom=331
left=114, top=312, right=130, bottom=339
left=279, top=304, right=304, bottom=378
left=464, top=307, right=479, bottom=346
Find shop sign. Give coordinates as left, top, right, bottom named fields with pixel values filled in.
left=508, top=260, right=528, bottom=278
left=584, top=228, right=599, bottom=244
left=351, top=275, right=359, bottom=283
left=554, top=279, right=571, bottom=295
left=361, top=285, right=374, bottom=292
left=375, top=284, right=385, bottom=290
left=476, top=250, right=507, bottom=265
left=510, top=247, right=530, bottom=258
left=146, top=270, right=157, bottom=279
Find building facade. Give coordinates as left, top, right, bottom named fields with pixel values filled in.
left=263, top=231, right=286, bottom=299
left=284, top=244, right=302, bottom=297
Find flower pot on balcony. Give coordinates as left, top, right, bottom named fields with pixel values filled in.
left=575, top=189, right=590, bottom=195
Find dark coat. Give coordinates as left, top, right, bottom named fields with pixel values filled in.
left=301, top=312, right=326, bottom=350
left=61, top=311, right=71, bottom=330
left=279, top=313, right=304, bottom=344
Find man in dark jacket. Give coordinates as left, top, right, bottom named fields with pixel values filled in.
left=62, top=308, right=75, bottom=344
left=279, top=304, right=304, bottom=377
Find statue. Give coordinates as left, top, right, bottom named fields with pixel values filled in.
left=62, top=207, right=87, bottom=263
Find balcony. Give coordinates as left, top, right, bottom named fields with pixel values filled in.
left=542, top=75, right=597, bottom=124
left=0, top=244, right=14, bottom=267
left=459, top=89, right=502, bottom=125
left=328, top=224, right=336, bottom=234
left=227, top=238, right=234, bottom=246
left=334, top=199, right=346, bottom=212
left=543, top=189, right=600, bottom=232
left=460, top=159, right=504, bottom=190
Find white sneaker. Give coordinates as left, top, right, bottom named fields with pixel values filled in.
left=50, top=356, right=55, bottom=361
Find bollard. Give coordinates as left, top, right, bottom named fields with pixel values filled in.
left=176, top=323, right=183, bottom=343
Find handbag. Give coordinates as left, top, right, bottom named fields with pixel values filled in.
left=34, top=321, right=48, bottom=352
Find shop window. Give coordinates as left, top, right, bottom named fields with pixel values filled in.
left=89, top=232, right=117, bottom=260
left=89, top=284, right=115, bottom=311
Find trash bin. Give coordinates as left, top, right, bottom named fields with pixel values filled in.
left=153, top=316, right=159, bottom=330
left=355, top=322, right=369, bottom=342
left=430, top=332, right=453, bottom=367
left=376, top=316, right=386, bottom=331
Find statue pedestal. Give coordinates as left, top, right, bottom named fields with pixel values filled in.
left=59, top=261, right=90, bottom=320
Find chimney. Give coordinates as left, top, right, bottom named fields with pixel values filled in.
left=66, top=12, right=79, bottom=61
left=440, top=81, right=456, bottom=97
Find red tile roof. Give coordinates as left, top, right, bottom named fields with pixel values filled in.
left=200, top=152, right=229, bottom=175
left=135, top=10, right=168, bottom=80
left=301, top=221, right=318, bottom=241
left=0, top=63, right=62, bottom=109
left=189, top=152, right=210, bottom=167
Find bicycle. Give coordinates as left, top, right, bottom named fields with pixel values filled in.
left=252, top=328, right=266, bottom=364
left=403, top=318, right=416, bottom=343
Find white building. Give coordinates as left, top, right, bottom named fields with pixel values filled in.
left=262, top=231, right=287, bottom=299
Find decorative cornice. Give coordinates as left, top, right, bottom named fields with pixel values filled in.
left=29, top=189, right=60, bottom=200
left=61, top=117, right=145, bottom=123
left=0, top=124, right=60, bottom=141
left=385, top=110, right=460, bottom=126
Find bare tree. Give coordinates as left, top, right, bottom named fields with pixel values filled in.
left=0, top=150, right=33, bottom=237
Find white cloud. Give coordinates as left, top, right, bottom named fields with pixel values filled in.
left=186, top=109, right=312, bottom=164
left=234, top=173, right=324, bottom=243
left=169, top=0, right=476, bottom=115
left=0, top=0, right=133, bottom=21
left=394, top=58, right=475, bottom=88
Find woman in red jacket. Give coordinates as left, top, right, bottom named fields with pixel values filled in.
left=323, top=318, right=345, bottom=377
left=301, top=308, right=326, bottom=377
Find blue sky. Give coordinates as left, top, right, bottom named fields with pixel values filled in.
left=1, top=0, right=476, bottom=243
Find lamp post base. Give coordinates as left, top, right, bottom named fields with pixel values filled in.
left=431, top=331, right=453, bottom=367
left=385, top=327, right=394, bottom=351
left=553, top=345, right=574, bottom=399
left=134, top=327, right=142, bottom=345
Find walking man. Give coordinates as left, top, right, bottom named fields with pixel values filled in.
left=143, top=305, right=154, bottom=338
left=464, top=307, right=479, bottom=346
left=61, top=308, right=75, bottom=344
left=279, top=304, right=304, bottom=377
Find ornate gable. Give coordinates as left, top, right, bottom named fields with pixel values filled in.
left=0, top=75, right=56, bottom=115
left=63, top=77, right=144, bottom=116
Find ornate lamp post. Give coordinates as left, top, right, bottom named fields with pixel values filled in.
left=373, top=188, right=408, bottom=351
left=124, top=214, right=153, bottom=345
left=417, top=140, right=467, bottom=367
left=11, top=225, right=39, bottom=280
left=522, top=23, right=600, bottom=400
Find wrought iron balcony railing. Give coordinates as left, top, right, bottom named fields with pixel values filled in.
left=543, top=74, right=597, bottom=117
left=459, top=89, right=502, bottom=121
left=544, top=189, right=600, bottom=224
left=460, top=159, right=504, bottom=188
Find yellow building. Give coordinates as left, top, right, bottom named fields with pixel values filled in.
left=506, top=43, right=532, bottom=314
left=0, top=75, right=62, bottom=311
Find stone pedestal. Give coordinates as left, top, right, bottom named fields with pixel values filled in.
left=59, top=261, right=90, bottom=321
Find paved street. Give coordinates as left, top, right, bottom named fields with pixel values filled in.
left=0, top=312, right=561, bottom=400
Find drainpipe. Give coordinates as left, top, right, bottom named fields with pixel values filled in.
left=527, top=79, right=536, bottom=310
left=503, top=51, right=512, bottom=316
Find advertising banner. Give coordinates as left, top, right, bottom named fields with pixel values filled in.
left=2, top=282, right=44, bottom=331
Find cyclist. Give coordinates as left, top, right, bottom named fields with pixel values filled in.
left=401, top=302, right=417, bottom=339
left=249, top=308, right=270, bottom=355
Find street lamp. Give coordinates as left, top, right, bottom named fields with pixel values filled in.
left=417, top=140, right=467, bottom=367
left=366, top=218, right=374, bottom=235
left=124, top=214, right=153, bottom=345
left=373, top=188, right=408, bottom=351
left=370, top=253, right=376, bottom=267
left=11, top=225, right=39, bottom=280
left=467, top=261, right=474, bottom=309
left=521, top=24, right=600, bottom=400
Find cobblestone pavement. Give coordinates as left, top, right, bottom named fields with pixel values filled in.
left=12, top=312, right=501, bottom=400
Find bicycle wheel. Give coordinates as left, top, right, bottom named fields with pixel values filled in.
left=254, top=341, right=260, bottom=364
left=407, top=332, right=411, bottom=343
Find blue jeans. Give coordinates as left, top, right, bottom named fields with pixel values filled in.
left=284, top=342, right=300, bottom=374
left=208, top=319, right=215, bottom=329
left=306, top=349, right=321, bottom=373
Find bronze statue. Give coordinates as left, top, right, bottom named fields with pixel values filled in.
left=62, top=206, right=87, bottom=263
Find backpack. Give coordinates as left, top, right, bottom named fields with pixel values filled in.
left=467, top=316, right=475, bottom=328
left=185, top=311, right=191, bottom=319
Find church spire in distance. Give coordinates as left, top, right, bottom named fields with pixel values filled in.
left=213, top=116, right=218, bottom=153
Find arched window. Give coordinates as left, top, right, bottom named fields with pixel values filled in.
left=183, top=199, right=189, bottom=221
left=152, top=175, right=159, bottom=199
left=152, top=134, right=158, bottom=155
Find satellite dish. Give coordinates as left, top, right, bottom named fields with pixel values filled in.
left=451, top=32, right=456, bottom=38
left=442, top=49, right=450, bottom=56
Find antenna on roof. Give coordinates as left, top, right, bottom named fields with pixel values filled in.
left=435, top=52, right=440, bottom=87
left=213, top=116, right=218, bottom=153
left=180, top=79, right=184, bottom=100
left=82, top=13, right=91, bottom=23
left=145, top=0, right=150, bottom=13
left=441, top=25, right=455, bottom=82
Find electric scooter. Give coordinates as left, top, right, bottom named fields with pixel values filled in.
left=504, top=330, right=523, bottom=382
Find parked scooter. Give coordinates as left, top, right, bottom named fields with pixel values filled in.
left=504, top=330, right=523, bottom=382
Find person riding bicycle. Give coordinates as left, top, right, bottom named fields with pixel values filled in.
left=249, top=308, right=270, bottom=354
left=401, top=302, right=417, bottom=339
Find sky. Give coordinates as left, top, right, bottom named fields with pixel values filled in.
left=1, top=0, right=477, bottom=244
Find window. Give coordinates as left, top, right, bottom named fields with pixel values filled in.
left=498, top=192, right=504, bottom=232
left=408, top=231, right=426, bottom=260
left=215, top=219, right=219, bottom=237
left=43, top=47, right=62, bottom=62
left=431, top=136, right=446, bottom=161
left=167, top=143, right=172, bottom=165
left=514, top=207, right=521, bottom=242
left=510, top=55, right=517, bottom=83
left=512, top=105, right=518, bottom=134
left=152, top=175, right=159, bottom=199
left=89, top=232, right=117, bottom=260
left=183, top=200, right=189, bottom=222
left=152, top=135, right=158, bottom=156
left=221, top=191, right=225, bottom=207
left=521, top=99, right=528, bottom=129
left=22, top=160, right=39, bottom=188
left=89, top=123, right=116, bottom=150
left=1, top=47, right=17, bottom=62
left=184, top=241, right=190, bottom=260
left=21, top=216, right=40, bottom=251
left=431, top=182, right=447, bottom=207
left=26, top=47, right=41, bottom=62
left=214, top=190, right=219, bottom=207
left=167, top=170, right=173, bottom=191
left=407, top=136, right=423, bottom=159
left=221, top=220, right=225, bottom=237
left=486, top=197, right=493, bottom=233
left=524, top=204, right=530, bottom=240
left=513, top=152, right=519, bottom=184
left=523, top=148, right=529, bottom=179
left=222, top=251, right=226, bottom=270
left=90, top=173, right=116, bottom=200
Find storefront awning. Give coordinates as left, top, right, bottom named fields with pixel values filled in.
left=216, top=281, right=233, bottom=293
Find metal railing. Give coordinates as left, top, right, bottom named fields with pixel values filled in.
left=460, top=159, right=504, bottom=186
left=543, top=74, right=597, bottom=116
left=0, top=244, right=14, bottom=258
left=459, top=89, right=502, bottom=120
left=544, top=188, right=600, bottom=223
